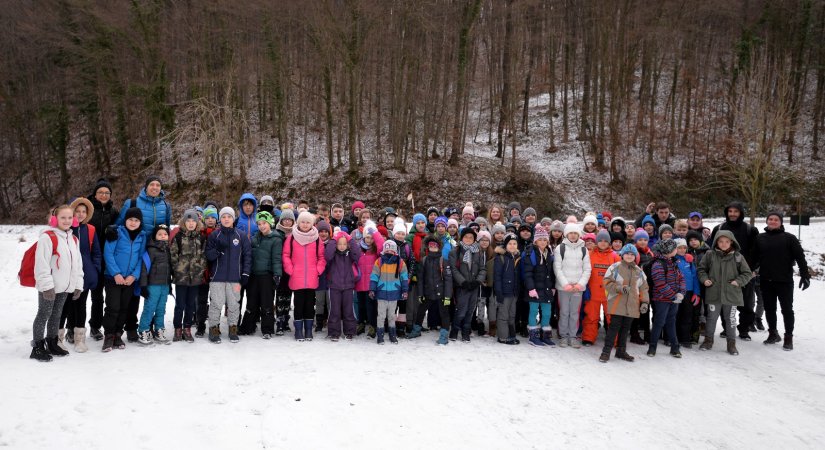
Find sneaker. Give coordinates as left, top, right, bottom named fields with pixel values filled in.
left=89, top=328, right=104, bottom=341
left=262, top=333, right=272, bottom=339
left=102, top=335, right=115, bottom=353
left=739, top=333, right=752, bottom=342
left=367, top=326, right=376, bottom=339
left=615, top=350, right=635, bottom=362
left=195, top=328, right=205, bottom=338
left=126, top=329, right=138, bottom=343
left=571, top=338, right=582, bottom=349
left=183, top=328, right=195, bottom=343
left=329, top=335, right=340, bottom=342
left=748, top=323, right=757, bottom=333
left=113, top=334, right=126, bottom=349
left=719, top=330, right=727, bottom=338
left=275, top=329, right=285, bottom=336
left=497, top=338, right=517, bottom=345
left=670, top=350, right=682, bottom=358
left=344, top=334, right=354, bottom=341
left=138, top=330, right=153, bottom=346
left=153, top=329, right=171, bottom=345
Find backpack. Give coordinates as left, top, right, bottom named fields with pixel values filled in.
left=19, top=231, right=78, bottom=288
left=642, top=257, right=668, bottom=293
left=559, top=244, right=587, bottom=261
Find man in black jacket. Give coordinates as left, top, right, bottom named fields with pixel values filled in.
left=634, top=201, right=676, bottom=229
left=86, top=178, right=119, bottom=341
left=709, top=201, right=760, bottom=341
left=753, top=212, right=810, bottom=351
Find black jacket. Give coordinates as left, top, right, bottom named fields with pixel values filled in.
left=87, top=196, right=118, bottom=253
left=521, top=245, right=555, bottom=303
left=709, top=201, right=759, bottom=268
left=420, top=252, right=453, bottom=300
left=754, top=225, right=809, bottom=283
left=140, top=239, right=172, bottom=287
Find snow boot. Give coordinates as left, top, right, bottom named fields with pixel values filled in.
left=528, top=328, right=545, bottom=346
left=114, top=333, right=126, bottom=349
left=406, top=324, right=422, bottom=339
left=229, top=325, right=239, bottom=343
left=183, top=327, right=194, bottom=343
left=448, top=327, right=459, bottom=342
left=670, top=349, right=682, bottom=358
left=356, top=323, right=366, bottom=336
left=367, top=325, right=377, bottom=339
left=209, top=326, right=221, bottom=344
left=275, top=316, right=286, bottom=336
left=488, top=321, right=497, bottom=338
left=615, top=348, right=635, bottom=362
left=314, top=315, right=324, bottom=332
left=396, top=322, right=406, bottom=338
left=173, top=328, right=183, bottom=342
left=57, top=329, right=69, bottom=351
left=437, top=328, right=449, bottom=345
left=558, top=337, right=568, bottom=348
left=783, top=333, right=793, bottom=351
left=727, top=339, right=739, bottom=355
left=46, top=336, right=69, bottom=357
left=646, top=346, right=656, bottom=357
left=629, top=332, right=645, bottom=345
left=304, top=320, right=314, bottom=341
left=389, top=327, right=398, bottom=344
left=700, top=336, right=714, bottom=351
left=30, top=340, right=52, bottom=362
left=74, top=328, right=88, bottom=353
left=461, top=329, right=471, bottom=343
left=294, top=320, right=305, bottom=342
left=102, top=334, right=115, bottom=352
left=195, top=326, right=205, bottom=338
left=476, top=320, right=486, bottom=337
left=541, top=328, right=556, bottom=347
left=764, top=330, right=782, bottom=345
left=599, top=352, right=610, bottom=363
left=90, top=327, right=104, bottom=341
left=377, top=328, right=385, bottom=345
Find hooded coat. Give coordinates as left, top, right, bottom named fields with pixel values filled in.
left=235, top=193, right=259, bottom=239
left=697, top=230, right=753, bottom=306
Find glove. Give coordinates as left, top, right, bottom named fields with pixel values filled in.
left=105, top=225, right=118, bottom=242
left=674, top=293, right=684, bottom=304
left=273, top=275, right=281, bottom=286
left=369, top=291, right=375, bottom=299
left=72, top=289, right=82, bottom=300
left=621, top=285, right=631, bottom=295
left=799, top=277, right=810, bottom=291
left=402, top=293, right=408, bottom=300
left=240, top=274, right=249, bottom=287
left=639, top=303, right=649, bottom=314
left=41, top=288, right=56, bottom=301
left=411, top=275, right=417, bottom=283
left=140, top=287, right=149, bottom=298
left=528, top=289, right=538, bottom=299
left=691, top=294, right=701, bottom=306
left=418, top=296, right=426, bottom=304
left=442, top=297, right=451, bottom=306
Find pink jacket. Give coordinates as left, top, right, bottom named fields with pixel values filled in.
left=353, top=229, right=384, bottom=292
left=283, top=235, right=327, bottom=291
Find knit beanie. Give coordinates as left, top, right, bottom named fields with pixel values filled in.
left=566, top=215, right=579, bottom=224
left=563, top=223, right=581, bottom=238
left=509, top=215, right=522, bottom=225
left=434, top=216, right=448, bottom=228
left=475, top=216, right=488, bottom=228
left=351, top=201, right=365, bottom=213
left=619, top=243, right=639, bottom=257
left=609, top=231, right=626, bottom=243
left=459, top=227, right=477, bottom=241
left=506, top=201, right=522, bottom=214
left=182, top=208, right=200, bottom=224
left=523, top=207, right=537, bottom=218
left=633, top=229, right=650, bottom=242
left=491, top=223, right=506, bottom=235
left=316, top=220, right=331, bottom=234
left=392, top=220, right=407, bottom=237
left=477, top=230, right=491, bottom=242
left=93, top=178, right=112, bottom=195
left=533, top=227, right=550, bottom=242
left=582, top=233, right=597, bottom=242
left=550, top=220, right=565, bottom=232
left=203, top=207, right=218, bottom=221
left=426, top=207, right=440, bottom=217
left=447, top=218, right=459, bottom=229
left=597, top=214, right=606, bottom=227
left=583, top=214, right=598, bottom=227
left=602, top=211, right=613, bottom=222
left=260, top=195, right=275, bottom=206
left=596, top=229, right=611, bottom=243
left=124, top=207, right=143, bottom=223
left=219, top=206, right=236, bottom=221
left=503, top=232, right=519, bottom=249
left=152, top=224, right=169, bottom=240
left=279, top=209, right=295, bottom=223
left=674, top=238, right=688, bottom=248
left=412, top=213, right=427, bottom=226
left=462, top=203, right=475, bottom=217
left=642, top=215, right=655, bottom=227
left=333, top=230, right=351, bottom=242
left=686, top=230, right=703, bottom=243
left=382, top=240, right=398, bottom=255
left=256, top=211, right=276, bottom=227
left=296, top=211, right=315, bottom=227
left=767, top=211, right=784, bottom=223
left=144, top=175, right=161, bottom=192
left=656, top=238, right=677, bottom=255
left=540, top=217, right=553, bottom=226
left=659, top=224, right=674, bottom=237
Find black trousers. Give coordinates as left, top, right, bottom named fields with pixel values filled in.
left=103, top=280, right=134, bottom=335
left=124, top=294, right=140, bottom=332
left=761, top=280, right=795, bottom=335
left=602, top=315, right=634, bottom=354
left=631, top=309, right=651, bottom=341
left=736, top=279, right=756, bottom=335
left=416, top=297, right=451, bottom=329
left=676, top=291, right=697, bottom=344
left=60, top=289, right=89, bottom=329
left=293, top=289, right=316, bottom=321
left=239, top=274, right=275, bottom=334
left=196, top=283, right=210, bottom=333
left=89, top=279, right=105, bottom=329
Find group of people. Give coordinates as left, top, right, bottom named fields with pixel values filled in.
left=28, top=178, right=812, bottom=364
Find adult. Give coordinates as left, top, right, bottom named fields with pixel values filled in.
left=753, top=212, right=810, bottom=351
left=634, top=201, right=676, bottom=230
left=708, top=201, right=759, bottom=341
left=86, top=179, right=119, bottom=341
left=115, top=175, right=172, bottom=342
left=687, top=211, right=712, bottom=241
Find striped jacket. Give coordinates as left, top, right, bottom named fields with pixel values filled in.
left=369, top=254, right=409, bottom=301
left=650, top=254, right=686, bottom=303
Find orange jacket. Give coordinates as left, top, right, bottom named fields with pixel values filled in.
left=588, top=247, right=620, bottom=303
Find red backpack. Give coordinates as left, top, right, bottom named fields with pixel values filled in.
left=19, top=231, right=78, bottom=288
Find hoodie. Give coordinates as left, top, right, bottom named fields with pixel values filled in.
left=708, top=201, right=759, bottom=268
left=235, top=193, right=259, bottom=239
left=697, top=230, right=753, bottom=306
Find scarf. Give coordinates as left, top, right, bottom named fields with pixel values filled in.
left=459, top=241, right=479, bottom=266
left=291, top=225, right=319, bottom=246
left=276, top=222, right=292, bottom=235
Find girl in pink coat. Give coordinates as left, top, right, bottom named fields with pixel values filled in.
left=283, top=211, right=326, bottom=341
left=352, top=219, right=384, bottom=338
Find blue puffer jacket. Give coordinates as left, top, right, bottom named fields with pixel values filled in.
left=72, top=224, right=102, bottom=290
left=235, top=193, right=258, bottom=239
left=205, top=226, right=252, bottom=283
left=116, top=188, right=171, bottom=234
left=104, top=226, right=147, bottom=280
left=494, top=252, right=520, bottom=299
left=675, top=254, right=701, bottom=294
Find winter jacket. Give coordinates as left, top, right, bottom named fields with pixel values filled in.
left=235, top=193, right=259, bottom=240
left=87, top=196, right=117, bottom=254
left=200, top=226, right=218, bottom=282
left=753, top=225, right=809, bottom=283
left=649, top=253, right=686, bottom=303
left=698, top=230, right=753, bottom=306
left=104, top=226, right=147, bottom=281
left=34, top=228, right=85, bottom=294
left=324, top=239, right=362, bottom=290
left=522, top=245, right=555, bottom=303
left=494, top=251, right=520, bottom=299
left=420, top=251, right=453, bottom=300
left=116, top=188, right=171, bottom=234
left=634, top=211, right=675, bottom=230
left=709, top=201, right=759, bottom=268
left=687, top=242, right=710, bottom=268
left=587, top=247, right=620, bottom=303
left=71, top=223, right=102, bottom=290
left=283, top=235, right=326, bottom=290
left=675, top=254, right=700, bottom=294
left=436, top=232, right=456, bottom=261
left=394, top=238, right=417, bottom=280
left=205, top=226, right=252, bottom=284
left=603, top=261, right=649, bottom=318
left=636, top=245, right=654, bottom=267
left=553, top=238, right=591, bottom=290
left=448, top=245, right=486, bottom=290
left=406, top=231, right=429, bottom=262
left=170, top=229, right=207, bottom=286
left=354, top=230, right=384, bottom=292
left=369, top=254, right=409, bottom=301
left=251, top=231, right=283, bottom=276
left=140, top=239, right=172, bottom=287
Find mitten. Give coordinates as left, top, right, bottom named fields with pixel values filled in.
left=41, top=288, right=56, bottom=301
left=442, top=297, right=451, bottom=306
left=105, top=225, right=118, bottom=242
left=240, top=274, right=249, bottom=287
left=528, top=289, right=538, bottom=299
left=72, top=289, right=82, bottom=300
left=674, top=293, right=684, bottom=304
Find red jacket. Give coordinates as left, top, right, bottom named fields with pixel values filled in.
left=588, top=248, right=620, bottom=303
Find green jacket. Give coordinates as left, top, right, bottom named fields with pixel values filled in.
left=697, top=230, right=752, bottom=306
left=251, top=230, right=284, bottom=276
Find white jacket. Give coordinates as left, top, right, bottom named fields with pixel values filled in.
left=553, top=238, right=591, bottom=289
left=34, top=228, right=84, bottom=294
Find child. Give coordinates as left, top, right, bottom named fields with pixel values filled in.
left=494, top=233, right=520, bottom=344
left=674, top=219, right=689, bottom=239
left=426, top=207, right=440, bottom=232
left=599, top=244, right=650, bottom=362
left=313, top=221, right=332, bottom=331
left=329, top=203, right=346, bottom=231
left=491, top=223, right=506, bottom=248
left=447, top=219, right=460, bottom=242
left=239, top=211, right=283, bottom=338
left=137, top=224, right=173, bottom=346
left=697, top=231, right=752, bottom=355
left=658, top=224, right=674, bottom=242
left=625, top=222, right=636, bottom=240
left=170, top=209, right=207, bottom=342
left=553, top=224, right=591, bottom=348
left=522, top=228, right=556, bottom=347
left=195, top=206, right=219, bottom=337
left=324, top=230, right=362, bottom=341
left=475, top=230, right=495, bottom=337
left=647, top=239, right=686, bottom=358
left=235, top=193, right=259, bottom=240
left=687, top=230, right=710, bottom=342
left=353, top=219, right=384, bottom=337
left=582, top=215, right=598, bottom=234
left=461, top=203, right=476, bottom=228
left=630, top=228, right=655, bottom=345
left=433, top=216, right=455, bottom=260
left=283, top=211, right=327, bottom=341
left=517, top=224, right=533, bottom=252
left=448, top=228, right=486, bottom=342
left=642, top=215, right=657, bottom=247
left=259, top=195, right=276, bottom=215
left=522, top=207, right=538, bottom=228
left=549, top=221, right=565, bottom=249
left=274, top=209, right=295, bottom=335
left=610, top=233, right=625, bottom=252
left=405, top=213, right=428, bottom=333
left=408, top=236, right=453, bottom=344
left=102, top=207, right=147, bottom=352
left=582, top=233, right=597, bottom=251
left=369, top=241, right=409, bottom=344
left=674, top=238, right=701, bottom=348
left=30, top=205, right=85, bottom=361
left=390, top=219, right=415, bottom=335
left=204, top=207, right=252, bottom=344
left=583, top=230, right=620, bottom=346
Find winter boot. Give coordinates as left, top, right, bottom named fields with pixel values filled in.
left=138, top=330, right=154, bottom=346
left=699, top=336, right=714, bottom=351
left=646, top=346, right=656, bottom=357
left=448, top=327, right=459, bottom=342
left=304, top=320, right=314, bottom=341
left=541, top=328, right=556, bottom=347
left=74, top=328, right=88, bottom=353
left=615, top=348, right=635, bottom=362
left=65, top=328, right=74, bottom=345
left=153, top=329, right=171, bottom=345
left=783, top=333, right=793, bottom=351
left=571, top=338, right=582, bottom=349
left=406, top=324, right=422, bottom=339
left=727, top=339, right=739, bottom=355
left=489, top=321, right=497, bottom=338
left=275, top=316, right=286, bottom=336
left=755, top=318, right=765, bottom=331
left=670, top=349, right=682, bottom=358
left=126, top=329, right=139, bottom=342
left=209, top=326, right=221, bottom=344
left=294, top=320, right=305, bottom=342
left=599, top=352, right=610, bottom=363
left=229, top=325, right=239, bottom=343
left=195, top=326, right=206, bottom=338
left=389, top=328, right=398, bottom=344
left=356, top=323, right=366, bottom=336
left=102, top=334, right=115, bottom=352
left=528, top=328, right=545, bottom=346
left=461, top=328, right=471, bottom=342
left=764, top=330, right=782, bottom=345
left=437, top=328, right=449, bottom=345
left=367, top=325, right=377, bottom=339
left=629, top=332, right=645, bottom=345
left=396, top=322, right=406, bottom=338
left=508, top=325, right=520, bottom=345
left=558, top=336, right=568, bottom=348
left=57, top=329, right=69, bottom=351
left=476, top=320, right=486, bottom=337
left=90, top=327, right=104, bottom=341
left=30, top=340, right=52, bottom=362
left=377, top=328, right=385, bottom=345
left=46, top=336, right=69, bottom=357
left=183, top=328, right=194, bottom=343
left=315, top=314, right=324, bottom=332
left=173, top=328, right=183, bottom=342
left=113, top=333, right=126, bottom=349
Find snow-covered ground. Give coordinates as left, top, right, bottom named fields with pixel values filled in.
left=1, top=222, right=824, bottom=449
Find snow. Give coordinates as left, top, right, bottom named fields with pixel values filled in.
left=1, top=223, right=824, bottom=449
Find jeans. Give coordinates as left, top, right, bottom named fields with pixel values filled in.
left=528, top=302, right=551, bottom=328
left=174, top=285, right=199, bottom=329
left=138, top=284, right=169, bottom=332
left=649, top=301, right=679, bottom=352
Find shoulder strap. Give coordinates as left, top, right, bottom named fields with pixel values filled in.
left=86, top=224, right=95, bottom=251
left=581, top=247, right=587, bottom=259
left=175, top=232, right=184, bottom=254
left=130, top=198, right=137, bottom=210
left=559, top=245, right=565, bottom=260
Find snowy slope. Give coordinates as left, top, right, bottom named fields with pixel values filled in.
left=1, top=224, right=824, bottom=449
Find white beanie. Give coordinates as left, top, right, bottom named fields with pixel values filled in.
left=219, top=207, right=236, bottom=221
left=564, top=223, right=581, bottom=238
left=392, top=220, right=408, bottom=237
left=675, top=238, right=688, bottom=248
left=583, top=215, right=598, bottom=227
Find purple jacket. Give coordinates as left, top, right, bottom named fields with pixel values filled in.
left=324, top=239, right=362, bottom=290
